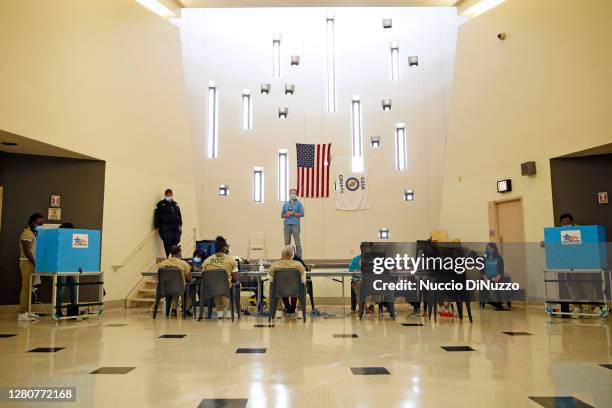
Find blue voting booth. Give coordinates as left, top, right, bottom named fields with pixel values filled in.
left=35, top=229, right=101, bottom=273
left=544, top=225, right=607, bottom=269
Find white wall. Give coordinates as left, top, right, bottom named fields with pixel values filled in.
left=180, top=7, right=461, bottom=261
left=0, top=0, right=199, bottom=301
left=439, top=0, right=612, bottom=299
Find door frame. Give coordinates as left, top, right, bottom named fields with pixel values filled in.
left=488, top=196, right=526, bottom=251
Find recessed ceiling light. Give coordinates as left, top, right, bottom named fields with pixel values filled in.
left=1, top=142, right=18, bottom=146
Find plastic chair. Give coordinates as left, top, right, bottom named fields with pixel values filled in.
left=268, top=268, right=307, bottom=322
left=152, top=268, right=185, bottom=319
left=198, top=268, right=240, bottom=321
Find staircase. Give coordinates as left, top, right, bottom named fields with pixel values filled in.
left=126, top=273, right=158, bottom=308
left=120, top=227, right=196, bottom=309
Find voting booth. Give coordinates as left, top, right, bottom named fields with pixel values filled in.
left=544, top=225, right=607, bottom=270
left=35, top=229, right=101, bottom=273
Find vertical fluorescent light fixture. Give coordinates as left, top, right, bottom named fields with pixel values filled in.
left=461, top=0, right=506, bottom=19
left=277, top=149, right=289, bottom=202
left=273, top=34, right=281, bottom=78
left=207, top=81, right=219, bottom=159
left=253, top=167, right=264, bottom=203
left=326, top=14, right=336, bottom=113
left=389, top=41, right=400, bottom=81
left=242, top=89, right=252, bottom=130
left=351, top=96, right=364, bottom=173
left=395, top=123, right=407, bottom=171
left=135, top=0, right=175, bottom=19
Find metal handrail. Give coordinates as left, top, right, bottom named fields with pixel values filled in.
left=112, top=226, right=196, bottom=271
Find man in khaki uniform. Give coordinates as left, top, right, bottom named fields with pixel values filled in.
left=202, top=236, right=238, bottom=319
left=18, top=213, right=45, bottom=321
left=268, top=245, right=306, bottom=317
left=155, top=245, right=192, bottom=317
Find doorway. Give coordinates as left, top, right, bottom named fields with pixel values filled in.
left=488, top=197, right=527, bottom=293
left=489, top=197, right=525, bottom=249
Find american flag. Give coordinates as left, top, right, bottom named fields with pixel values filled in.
left=296, top=143, right=332, bottom=198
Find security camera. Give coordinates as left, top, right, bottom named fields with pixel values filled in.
left=497, top=32, right=506, bottom=40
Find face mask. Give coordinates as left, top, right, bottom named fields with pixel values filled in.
left=34, top=225, right=41, bottom=233
left=193, top=256, right=201, bottom=263
left=223, top=248, right=230, bottom=254
left=165, top=196, right=172, bottom=202
left=290, top=194, right=297, bottom=200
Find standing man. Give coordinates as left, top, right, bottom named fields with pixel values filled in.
left=281, top=188, right=304, bottom=258
left=18, top=213, right=44, bottom=321
left=154, top=189, right=182, bottom=256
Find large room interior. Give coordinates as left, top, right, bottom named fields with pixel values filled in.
left=0, top=1, right=611, bottom=407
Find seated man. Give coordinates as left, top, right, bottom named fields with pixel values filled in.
left=268, top=245, right=306, bottom=318
left=202, top=236, right=238, bottom=319
left=155, top=245, right=192, bottom=317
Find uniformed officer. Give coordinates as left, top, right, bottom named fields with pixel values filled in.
left=154, top=245, right=192, bottom=317
left=154, top=189, right=182, bottom=256
left=202, top=236, right=238, bottom=319
left=18, top=213, right=44, bottom=321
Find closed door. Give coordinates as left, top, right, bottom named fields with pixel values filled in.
left=496, top=198, right=525, bottom=245
left=489, top=198, right=526, bottom=290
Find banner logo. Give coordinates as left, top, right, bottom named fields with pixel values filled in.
left=561, top=230, right=581, bottom=245
left=72, top=234, right=89, bottom=248
left=346, top=177, right=360, bottom=191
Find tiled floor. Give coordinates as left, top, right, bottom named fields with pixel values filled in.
left=0, top=305, right=610, bottom=407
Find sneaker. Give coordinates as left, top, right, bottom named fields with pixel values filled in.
left=217, top=310, right=224, bottom=319
left=275, top=310, right=284, bottom=318
left=225, top=310, right=232, bottom=319
left=592, top=306, right=603, bottom=316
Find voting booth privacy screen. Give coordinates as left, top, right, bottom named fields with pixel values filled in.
left=35, top=229, right=101, bottom=273
left=544, top=225, right=608, bottom=269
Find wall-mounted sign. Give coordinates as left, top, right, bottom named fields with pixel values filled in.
left=598, top=192, right=608, bottom=204
left=50, top=195, right=61, bottom=207
left=497, top=179, right=512, bottom=193
left=48, top=207, right=61, bottom=221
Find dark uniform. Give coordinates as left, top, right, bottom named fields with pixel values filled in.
left=154, top=199, right=182, bottom=256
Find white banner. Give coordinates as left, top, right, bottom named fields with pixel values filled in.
left=334, top=157, right=369, bottom=211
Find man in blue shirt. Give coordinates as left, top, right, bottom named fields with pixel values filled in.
left=281, top=188, right=304, bottom=258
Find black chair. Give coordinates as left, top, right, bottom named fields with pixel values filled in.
left=198, top=268, right=240, bottom=321
left=268, top=268, right=307, bottom=322
left=183, top=278, right=199, bottom=319
left=152, top=267, right=185, bottom=319
left=358, top=272, right=396, bottom=320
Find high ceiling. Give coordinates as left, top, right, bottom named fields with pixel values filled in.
left=179, top=0, right=460, bottom=7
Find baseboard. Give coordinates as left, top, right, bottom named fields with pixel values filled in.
left=104, top=299, right=126, bottom=310
left=0, top=304, right=20, bottom=315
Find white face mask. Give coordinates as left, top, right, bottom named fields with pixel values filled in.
left=193, top=256, right=201, bottom=263
left=290, top=194, right=297, bottom=200
left=165, top=196, right=172, bottom=202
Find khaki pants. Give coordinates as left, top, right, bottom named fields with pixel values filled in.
left=214, top=296, right=229, bottom=311
left=19, top=261, right=35, bottom=314
left=170, top=294, right=192, bottom=311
